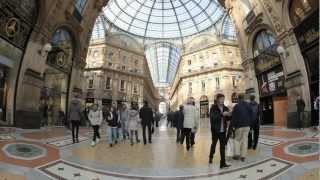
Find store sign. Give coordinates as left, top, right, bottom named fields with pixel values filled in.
left=267, top=71, right=284, bottom=82
left=254, top=54, right=281, bottom=74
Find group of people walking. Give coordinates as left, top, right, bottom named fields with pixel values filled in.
left=68, top=93, right=260, bottom=169
left=208, top=94, right=260, bottom=168
left=69, top=98, right=158, bottom=147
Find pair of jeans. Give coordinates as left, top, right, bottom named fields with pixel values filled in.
left=142, top=123, right=152, bottom=144
left=181, top=128, right=192, bottom=150
left=71, top=120, right=80, bottom=142
left=121, top=121, right=129, bottom=139
left=209, top=131, right=226, bottom=166
left=108, top=126, right=118, bottom=144
left=234, top=127, right=250, bottom=158
left=248, top=126, right=259, bottom=149
left=130, top=130, right=140, bottom=144
left=92, top=125, right=100, bottom=142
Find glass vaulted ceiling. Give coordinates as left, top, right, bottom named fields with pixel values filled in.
left=145, top=42, right=182, bottom=87
left=103, top=0, right=225, bottom=39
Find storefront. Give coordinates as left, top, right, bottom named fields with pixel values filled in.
left=253, top=30, right=287, bottom=126
left=290, top=0, right=319, bottom=125
left=200, top=95, right=209, bottom=118
left=40, top=28, right=74, bottom=127
left=0, top=0, right=37, bottom=125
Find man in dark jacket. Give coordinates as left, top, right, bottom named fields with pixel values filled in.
left=248, top=95, right=260, bottom=150
left=175, top=105, right=184, bottom=143
left=231, top=94, right=253, bottom=162
left=140, top=101, right=154, bottom=144
left=69, top=97, right=82, bottom=143
left=209, top=94, right=231, bottom=169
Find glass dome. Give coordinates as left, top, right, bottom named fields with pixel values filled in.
left=103, top=0, right=226, bottom=39
left=145, top=42, right=182, bottom=87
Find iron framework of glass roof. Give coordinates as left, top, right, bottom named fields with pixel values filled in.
left=145, top=42, right=182, bottom=87
left=103, top=0, right=226, bottom=39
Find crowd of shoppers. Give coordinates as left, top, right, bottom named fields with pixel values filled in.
left=68, top=92, right=261, bottom=169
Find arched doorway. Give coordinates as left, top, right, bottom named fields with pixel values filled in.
left=40, top=28, right=74, bottom=127
left=289, top=0, right=319, bottom=126
left=200, top=95, right=209, bottom=118
left=253, top=30, right=287, bottom=126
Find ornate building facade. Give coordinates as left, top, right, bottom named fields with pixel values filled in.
left=0, top=0, right=106, bottom=128
left=169, top=33, right=245, bottom=117
left=84, top=33, right=159, bottom=110
left=224, top=0, right=319, bottom=127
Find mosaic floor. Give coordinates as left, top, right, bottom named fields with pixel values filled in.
left=0, top=120, right=319, bottom=180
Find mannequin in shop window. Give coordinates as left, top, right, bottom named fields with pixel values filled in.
left=296, top=95, right=305, bottom=130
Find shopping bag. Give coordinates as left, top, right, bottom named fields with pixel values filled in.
left=226, top=138, right=235, bottom=157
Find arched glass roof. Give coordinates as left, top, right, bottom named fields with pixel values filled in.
left=91, top=16, right=106, bottom=40
left=103, top=0, right=226, bottom=39
left=145, top=42, right=182, bottom=87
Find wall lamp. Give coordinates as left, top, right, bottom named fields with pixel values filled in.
left=38, top=43, right=52, bottom=57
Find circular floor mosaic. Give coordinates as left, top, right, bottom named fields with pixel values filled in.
left=285, top=141, right=320, bottom=157
left=2, top=143, right=47, bottom=160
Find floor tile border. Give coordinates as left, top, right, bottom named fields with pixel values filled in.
left=38, top=158, right=293, bottom=180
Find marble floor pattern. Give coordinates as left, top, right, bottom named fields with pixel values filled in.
left=0, top=119, right=318, bottom=180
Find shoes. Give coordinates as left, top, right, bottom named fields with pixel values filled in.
left=240, top=157, right=245, bottom=162
left=220, top=164, right=231, bottom=169
left=96, top=138, right=100, bottom=144
left=76, top=139, right=79, bottom=143
left=209, top=159, right=213, bottom=164
left=115, top=140, right=118, bottom=144
left=91, top=141, right=96, bottom=147
left=186, top=146, right=190, bottom=151
left=130, top=143, right=134, bottom=146
left=109, top=144, right=113, bottom=147
left=73, top=139, right=76, bottom=144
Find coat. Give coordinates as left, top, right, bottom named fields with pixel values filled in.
left=183, top=104, right=199, bottom=129
left=249, top=101, right=260, bottom=128
left=128, top=109, right=140, bottom=130
left=69, top=99, right=82, bottom=121
left=88, top=110, right=103, bottom=126
left=175, top=110, right=184, bottom=129
left=120, top=109, right=129, bottom=122
left=209, top=104, right=229, bottom=133
left=231, top=101, right=253, bottom=128
left=139, top=105, right=154, bottom=125
left=106, top=110, right=119, bottom=127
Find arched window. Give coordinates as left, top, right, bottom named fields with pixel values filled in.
left=222, top=15, right=237, bottom=40
left=47, top=28, right=74, bottom=72
left=91, top=16, right=106, bottom=41
left=252, top=30, right=277, bottom=57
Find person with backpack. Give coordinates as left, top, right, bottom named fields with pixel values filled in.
left=231, top=94, right=253, bottom=162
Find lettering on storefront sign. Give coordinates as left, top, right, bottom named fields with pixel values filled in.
left=255, top=56, right=281, bottom=74
left=268, top=71, right=284, bottom=82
